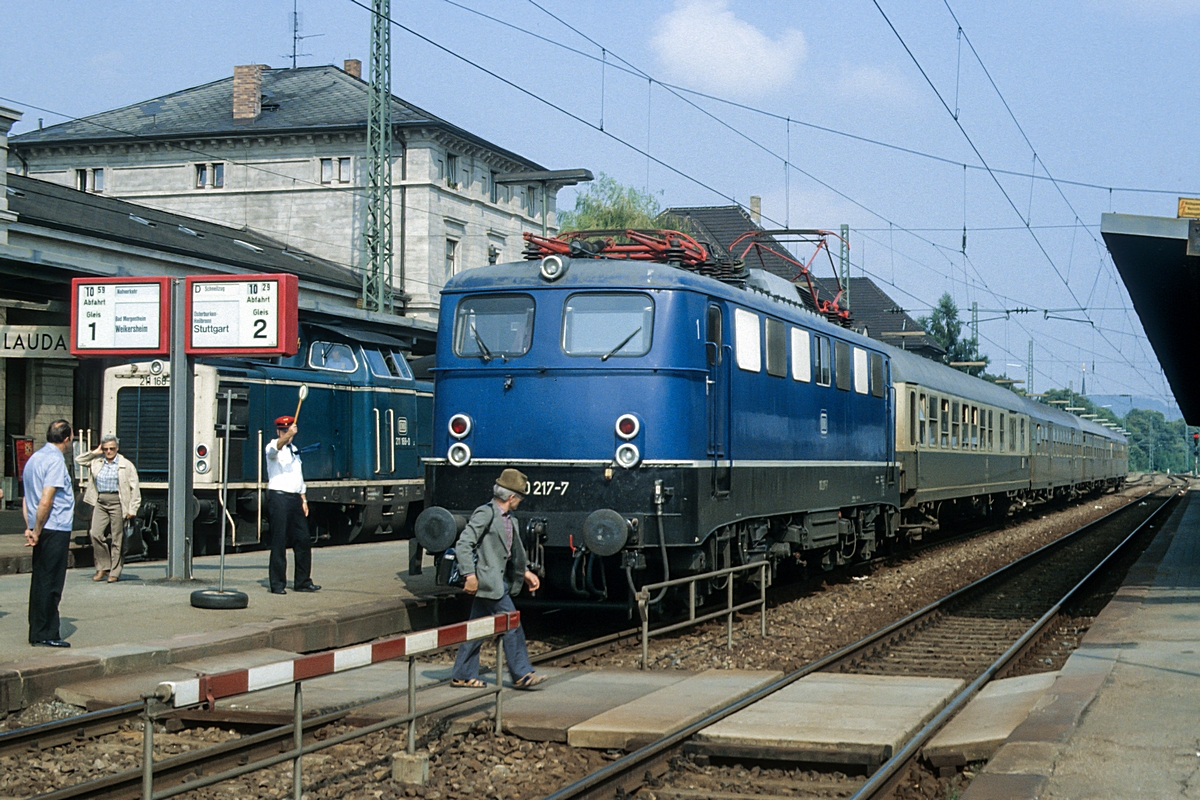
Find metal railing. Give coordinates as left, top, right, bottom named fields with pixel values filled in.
left=635, top=560, right=769, bottom=669
left=138, top=629, right=511, bottom=800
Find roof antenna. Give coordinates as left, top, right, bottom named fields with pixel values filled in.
left=284, top=0, right=324, bottom=69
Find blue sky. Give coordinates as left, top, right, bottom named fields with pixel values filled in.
left=5, top=0, right=1198, bottom=407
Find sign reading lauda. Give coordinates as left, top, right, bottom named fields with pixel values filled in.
left=0, top=326, right=71, bottom=358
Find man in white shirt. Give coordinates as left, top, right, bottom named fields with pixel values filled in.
left=265, top=415, right=319, bottom=595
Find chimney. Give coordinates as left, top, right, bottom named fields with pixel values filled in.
left=0, top=105, right=21, bottom=245
left=233, top=64, right=265, bottom=121
left=750, top=195, right=761, bottom=225
left=344, top=59, right=362, bottom=79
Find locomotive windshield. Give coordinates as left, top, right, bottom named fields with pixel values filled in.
left=453, top=294, right=535, bottom=360
left=562, top=293, right=654, bottom=358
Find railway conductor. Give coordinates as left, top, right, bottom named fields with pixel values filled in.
left=264, top=416, right=320, bottom=595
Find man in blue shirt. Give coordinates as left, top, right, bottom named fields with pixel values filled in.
left=24, top=420, right=76, bottom=648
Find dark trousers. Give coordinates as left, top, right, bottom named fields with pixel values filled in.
left=266, top=491, right=312, bottom=591
left=451, top=592, right=534, bottom=683
left=29, top=528, right=70, bottom=643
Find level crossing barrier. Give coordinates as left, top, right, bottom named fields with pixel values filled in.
left=143, top=612, right=519, bottom=800
left=635, top=561, right=769, bottom=669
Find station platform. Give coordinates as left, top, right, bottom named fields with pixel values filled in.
left=960, top=484, right=1200, bottom=799
left=0, top=540, right=463, bottom=714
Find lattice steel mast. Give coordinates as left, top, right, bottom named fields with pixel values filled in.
left=363, top=0, right=394, bottom=313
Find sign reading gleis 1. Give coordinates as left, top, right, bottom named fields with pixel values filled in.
left=184, top=274, right=299, bottom=356
left=70, top=277, right=171, bottom=357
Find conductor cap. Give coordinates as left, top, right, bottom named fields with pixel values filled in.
left=275, top=415, right=296, bottom=428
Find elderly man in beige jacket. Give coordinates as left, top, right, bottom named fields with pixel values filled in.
left=76, top=434, right=141, bottom=582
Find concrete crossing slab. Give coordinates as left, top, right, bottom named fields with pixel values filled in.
left=924, top=672, right=1058, bottom=768
left=567, top=668, right=781, bottom=751
left=693, top=672, right=964, bottom=769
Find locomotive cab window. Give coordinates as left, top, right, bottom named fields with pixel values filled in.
left=308, top=341, right=358, bottom=373
left=364, top=347, right=414, bottom=380
left=734, top=309, right=761, bottom=372
left=790, top=328, right=810, bottom=382
left=563, top=293, right=653, bottom=358
left=764, top=318, right=786, bottom=377
left=834, top=341, right=851, bottom=391
left=706, top=305, right=723, bottom=366
left=454, top=294, right=535, bottom=360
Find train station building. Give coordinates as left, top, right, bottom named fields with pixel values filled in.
left=0, top=105, right=433, bottom=510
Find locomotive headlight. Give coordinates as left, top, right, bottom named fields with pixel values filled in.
left=149, top=360, right=164, bottom=375
left=615, top=442, right=641, bottom=469
left=539, top=254, right=568, bottom=282
left=448, top=414, right=472, bottom=439
left=195, top=459, right=210, bottom=474
left=615, top=414, right=640, bottom=440
left=447, top=442, right=472, bottom=467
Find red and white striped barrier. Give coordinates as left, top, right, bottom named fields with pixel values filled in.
left=155, top=612, right=520, bottom=708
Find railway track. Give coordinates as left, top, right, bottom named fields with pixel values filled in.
left=0, top=480, right=1166, bottom=800
left=538, top=478, right=1182, bottom=800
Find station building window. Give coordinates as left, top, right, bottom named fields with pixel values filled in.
left=445, top=238, right=458, bottom=276
left=195, top=163, right=225, bottom=189
left=76, top=168, right=105, bottom=192
left=320, top=157, right=351, bottom=185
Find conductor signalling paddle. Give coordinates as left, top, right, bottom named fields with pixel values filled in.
left=293, top=384, right=310, bottom=424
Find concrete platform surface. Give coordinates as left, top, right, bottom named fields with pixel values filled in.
left=924, top=672, right=1058, bottom=767
left=0, top=541, right=461, bottom=712
left=963, top=485, right=1200, bottom=800
left=567, top=668, right=781, bottom=751
left=695, top=672, right=964, bottom=766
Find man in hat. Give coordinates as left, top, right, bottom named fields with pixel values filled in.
left=450, top=468, right=547, bottom=690
left=264, top=416, right=319, bottom=595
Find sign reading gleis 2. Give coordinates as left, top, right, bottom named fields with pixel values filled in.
left=184, top=274, right=299, bottom=356
left=70, top=277, right=171, bottom=357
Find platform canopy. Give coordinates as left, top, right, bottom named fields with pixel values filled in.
left=1101, top=212, right=1200, bottom=424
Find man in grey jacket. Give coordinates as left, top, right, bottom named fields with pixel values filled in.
left=450, top=468, right=547, bottom=690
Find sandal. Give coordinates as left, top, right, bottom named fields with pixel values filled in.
left=513, top=673, right=547, bottom=690
left=451, top=678, right=487, bottom=689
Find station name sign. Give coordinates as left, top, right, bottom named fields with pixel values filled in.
left=184, top=273, right=299, bottom=356
left=70, top=277, right=171, bottom=357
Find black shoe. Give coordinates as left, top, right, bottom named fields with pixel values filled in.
left=270, top=588, right=286, bottom=595
left=294, top=583, right=321, bottom=592
left=32, top=639, right=71, bottom=648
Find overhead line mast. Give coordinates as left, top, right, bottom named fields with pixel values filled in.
left=363, top=0, right=395, bottom=313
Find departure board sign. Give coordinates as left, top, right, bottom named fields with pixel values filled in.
left=184, top=273, right=299, bottom=356
left=70, top=277, right=171, bottom=357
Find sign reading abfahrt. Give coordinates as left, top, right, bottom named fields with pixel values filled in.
left=184, top=274, right=299, bottom=356
left=70, top=277, right=171, bottom=357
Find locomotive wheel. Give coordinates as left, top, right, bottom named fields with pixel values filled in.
left=190, top=589, right=249, bottom=609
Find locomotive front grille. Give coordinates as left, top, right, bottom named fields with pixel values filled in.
left=115, top=386, right=170, bottom=480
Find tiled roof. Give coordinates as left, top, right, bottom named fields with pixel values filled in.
left=7, top=173, right=358, bottom=289
left=12, top=65, right=544, bottom=170
left=844, top=277, right=945, bottom=359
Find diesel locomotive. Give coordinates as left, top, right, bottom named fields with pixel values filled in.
left=99, top=322, right=432, bottom=555
left=414, top=230, right=1127, bottom=606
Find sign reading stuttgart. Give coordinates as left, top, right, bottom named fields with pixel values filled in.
left=184, top=273, right=299, bottom=356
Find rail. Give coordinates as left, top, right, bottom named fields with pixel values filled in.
left=140, top=613, right=519, bottom=800
left=635, top=560, right=769, bottom=669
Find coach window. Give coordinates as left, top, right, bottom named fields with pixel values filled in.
left=309, top=341, right=358, bottom=373
left=564, top=293, right=654, bottom=358
left=951, top=401, right=960, bottom=447
left=971, top=407, right=979, bottom=449
left=909, top=392, right=917, bottom=446
left=765, top=318, right=786, bottom=377
left=834, top=341, right=851, bottom=391
left=454, top=294, right=536, bottom=359
left=733, top=309, right=761, bottom=372
left=1020, top=419, right=1026, bottom=452
left=706, top=305, right=723, bottom=366
left=790, top=328, right=810, bottom=381
left=814, top=335, right=831, bottom=386
left=999, top=414, right=1005, bottom=451
left=919, top=393, right=927, bottom=445
left=988, top=410, right=994, bottom=450
left=869, top=353, right=885, bottom=398
left=852, top=347, right=869, bottom=393
left=940, top=398, right=949, bottom=447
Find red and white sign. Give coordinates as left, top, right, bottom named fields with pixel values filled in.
left=184, top=273, right=299, bottom=356
left=70, top=277, right=171, bottom=357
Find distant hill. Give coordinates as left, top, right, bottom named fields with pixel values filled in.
left=1087, top=395, right=1183, bottom=421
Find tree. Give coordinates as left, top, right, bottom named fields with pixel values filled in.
left=558, top=173, right=690, bottom=233
left=917, top=293, right=989, bottom=377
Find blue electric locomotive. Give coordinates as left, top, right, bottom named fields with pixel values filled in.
left=98, top=322, right=432, bottom=555
left=415, top=234, right=900, bottom=604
